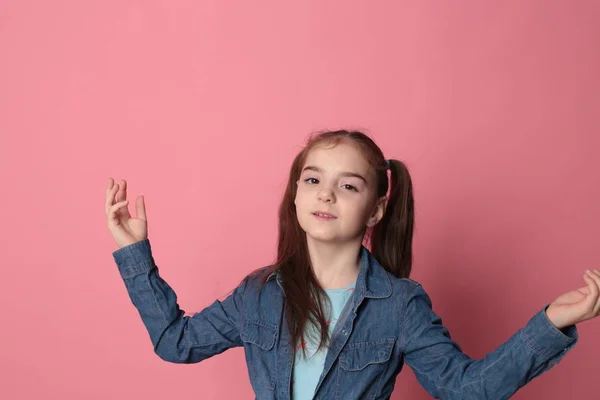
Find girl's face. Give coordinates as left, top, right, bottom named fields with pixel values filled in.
left=294, top=141, right=386, bottom=244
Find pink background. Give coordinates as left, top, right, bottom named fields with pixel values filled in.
left=1, top=1, right=599, bottom=399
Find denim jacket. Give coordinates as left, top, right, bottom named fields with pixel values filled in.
left=113, top=239, right=578, bottom=399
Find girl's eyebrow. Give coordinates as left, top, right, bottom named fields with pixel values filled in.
left=302, top=165, right=367, bottom=184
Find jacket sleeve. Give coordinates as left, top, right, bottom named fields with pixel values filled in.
left=112, top=238, right=246, bottom=363
left=401, top=284, right=578, bottom=399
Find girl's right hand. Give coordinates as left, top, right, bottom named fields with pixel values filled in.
left=105, top=178, right=148, bottom=249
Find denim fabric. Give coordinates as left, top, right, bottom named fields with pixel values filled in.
left=113, top=239, right=578, bottom=399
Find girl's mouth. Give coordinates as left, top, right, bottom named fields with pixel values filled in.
left=312, top=212, right=337, bottom=220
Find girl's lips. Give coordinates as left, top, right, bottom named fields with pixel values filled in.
left=312, top=212, right=337, bottom=220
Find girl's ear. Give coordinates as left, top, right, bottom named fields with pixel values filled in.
left=366, top=196, right=387, bottom=227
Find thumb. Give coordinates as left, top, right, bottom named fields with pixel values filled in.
left=583, top=273, right=600, bottom=308
left=136, top=195, right=147, bottom=221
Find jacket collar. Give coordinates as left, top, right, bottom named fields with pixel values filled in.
left=266, top=245, right=392, bottom=299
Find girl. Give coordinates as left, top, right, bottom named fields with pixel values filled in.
left=106, top=130, right=598, bottom=399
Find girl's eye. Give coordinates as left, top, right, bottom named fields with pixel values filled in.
left=303, top=178, right=357, bottom=192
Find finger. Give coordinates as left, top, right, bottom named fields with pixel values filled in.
left=586, top=270, right=600, bottom=292
left=136, top=195, right=147, bottom=221
left=116, top=180, right=125, bottom=203
left=116, top=180, right=131, bottom=218
left=105, top=178, right=113, bottom=207
left=589, top=270, right=600, bottom=315
left=105, top=182, right=119, bottom=215
left=583, top=272, right=600, bottom=313
left=116, top=179, right=125, bottom=202
left=108, top=200, right=129, bottom=224
left=577, top=286, right=590, bottom=295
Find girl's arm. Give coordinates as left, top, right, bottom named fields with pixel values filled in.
left=112, top=238, right=247, bottom=363
left=401, top=284, right=577, bottom=399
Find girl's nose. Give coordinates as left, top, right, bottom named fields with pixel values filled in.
left=318, top=188, right=334, bottom=203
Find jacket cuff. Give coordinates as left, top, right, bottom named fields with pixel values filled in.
left=520, top=304, right=578, bottom=359
left=112, top=238, right=154, bottom=278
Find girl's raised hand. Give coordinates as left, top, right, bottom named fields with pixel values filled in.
left=546, top=269, right=600, bottom=329
left=105, top=178, right=148, bottom=249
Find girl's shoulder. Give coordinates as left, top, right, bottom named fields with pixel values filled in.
left=384, top=270, right=425, bottom=298
left=240, top=265, right=279, bottom=291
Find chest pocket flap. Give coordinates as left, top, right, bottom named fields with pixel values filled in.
left=339, top=338, right=395, bottom=371
left=240, top=318, right=277, bottom=351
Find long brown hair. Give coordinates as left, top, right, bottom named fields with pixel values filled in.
left=252, top=129, right=414, bottom=357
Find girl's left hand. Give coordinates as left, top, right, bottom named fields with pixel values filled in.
left=545, top=269, right=600, bottom=330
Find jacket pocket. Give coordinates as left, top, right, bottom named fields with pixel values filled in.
left=339, top=338, right=395, bottom=371
left=241, top=318, right=278, bottom=390
left=241, top=318, right=277, bottom=350
left=336, top=338, right=395, bottom=400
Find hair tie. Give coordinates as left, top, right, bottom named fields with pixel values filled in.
left=385, top=159, right=391, bottom=169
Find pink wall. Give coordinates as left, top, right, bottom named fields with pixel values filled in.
left=1, top=1, right=598, bottom=399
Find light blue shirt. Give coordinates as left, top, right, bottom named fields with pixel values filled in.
left=292, top=281, right=356, bottom=399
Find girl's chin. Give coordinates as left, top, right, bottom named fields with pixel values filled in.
left=304, top=230, right=338, bottom=242
left=305, top=232, right=360, bottom=244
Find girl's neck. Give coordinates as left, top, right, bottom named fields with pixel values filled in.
left=306, top=236, right=361, bottom=289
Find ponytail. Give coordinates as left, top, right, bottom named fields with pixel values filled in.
left=369, top=159, right=415, bottom=278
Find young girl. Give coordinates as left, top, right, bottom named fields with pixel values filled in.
left=106, top=130, right=598, bottom=399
